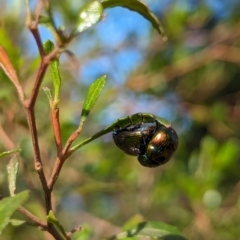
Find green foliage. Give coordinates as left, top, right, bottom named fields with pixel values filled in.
left=71, top=113, right=170, bottom=151
left=0, top=191, right=29, bottom=234
left=109, top=221, right=186, bottom=239
left=43, top=40, right=61, bottom=107
left=101, top=0, right=167, bottom=40
left=81, top=75, right=106, bottom=123
left=7, top=155, right=19, bottom=196
left=73, top=0, right=103, bottom=35
left=47, top=211, right=68, bottom=240
left=0, top=149, right=21, bottom=158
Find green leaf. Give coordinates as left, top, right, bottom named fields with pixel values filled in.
left=72, top=0, right=103, bottom=35
left=108, top=221, right=186, bottom=240
left=43, top=87, right=53, bottom=106
left=101, top=0, right=167, bottom=40
left=9, top=219, right=26, bottom=226
left=7, top=155, right=19, bottom=196
left=72, top=224, right=93, bottom=240
left=43, top=40, right=61, bottom=108
left=71, top=113, right=170, bottom=152
left=0, top=191, right=29, bottom=234
left=215, top=138, right=239, bottom=170
left=80, top=75, right=106, bottom=123
left=47, top=210, right=67, bottom=240
left=0, top=148, right=21, bottom=158
left=39, top=15, right=52, bottom=27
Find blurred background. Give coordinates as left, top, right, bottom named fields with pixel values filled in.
left=0, top=0, right=240, bottom=239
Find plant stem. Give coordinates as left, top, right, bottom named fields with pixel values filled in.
left=24, top=105, right=51, bottom=212
left=23, top=1, right=71, bottom=239
left=18, top=206, right=48, bottom=230
left=51, top=108, right=63, bottom=154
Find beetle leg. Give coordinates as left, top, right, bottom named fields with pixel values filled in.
left=137, top=130, right=147, bottom=154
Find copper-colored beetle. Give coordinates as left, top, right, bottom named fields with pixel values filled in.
left=112, top=113, right=178, bottom=168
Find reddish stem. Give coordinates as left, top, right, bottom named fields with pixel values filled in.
left=51, top=108, right=63, bottom=154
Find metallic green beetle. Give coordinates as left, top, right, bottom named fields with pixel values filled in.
left=71, top=113, right=178, bottom=168
left=137, top=125, right=178, bottom=167
left=112, top=113, right=178, bottom=167
left=113, top=122, right=157, bottom=156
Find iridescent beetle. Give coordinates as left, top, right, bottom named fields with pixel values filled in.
left=112, top=113, right=178, bottom=167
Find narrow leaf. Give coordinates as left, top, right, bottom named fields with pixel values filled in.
left=43, top=87, right=53, bottom=107
left=108, top=221, right=186, bottom=240
left=0, top=191, right=29, bottom=234
left=43, top=40, right=61, bottom=108
left=0, top=148, right=21, bottom=158
left=101, top=0, right=167, bottom=40
left=7, top=155, right=19, bottom=196
left=72, top=0, right=103, bottom=35
left=81, top=75, right=106, bottom=122
left=47, top=210, right=67, bottom=240
left=9, top=219, right=26, bottom=226
left=0, top=46, right=24, bottom=101
left=71, top=113, right=169, bottom=151
left=0, top=46, right=19, bottom=84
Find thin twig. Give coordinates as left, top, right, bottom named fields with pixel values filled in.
left=47, top=128, right=82, bottom=190
left=47, top=156, right=65, bottom=191
left=26, top=0, right=45, bottom=57
left=34, top=0, right=43, bottom=22
left=62, top=130, right=81, bottom=155
left=128, top=22, right=240, bottom=91
left=23, top=25, right=61, bottom=214
left=23, top=0, right=53, bottom=215
left=18, top=206, right=48, bottom=230
left=66, top=225, right=82, bottom=237
left=51, top=108, right=63, bottom=154
left=24, top=108, right=51, bottom=213
left=27, top=61, right=48, bottom=108
left=31, top=28, right=45, bottom=57
left=48, top=223, right=70, bottom=240
left=48, top=125, right=83, bottom=190
left=23, top=1, right=73, bottom=239
left=62, top=121, right=84, bottom=156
